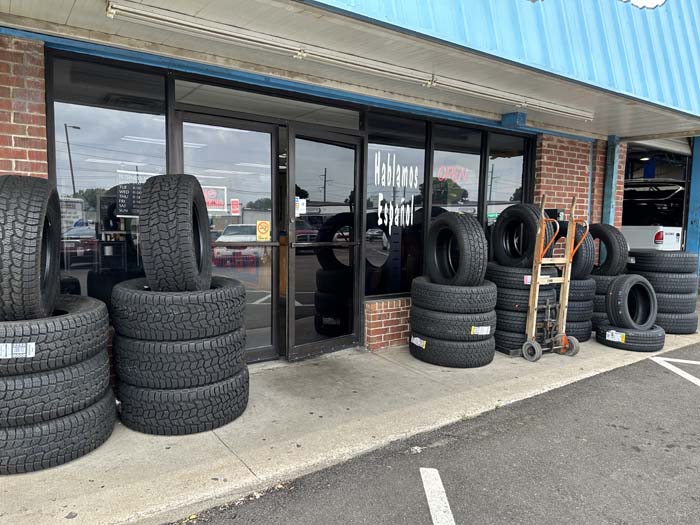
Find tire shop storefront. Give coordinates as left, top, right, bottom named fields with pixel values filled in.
left=1, top=0, right=700, bottom=361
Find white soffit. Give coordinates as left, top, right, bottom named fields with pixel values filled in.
left=629, top=138, right=692, bottom=156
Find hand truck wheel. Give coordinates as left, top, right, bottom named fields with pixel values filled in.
left=563, top=335, right=580, bottom=356
left=521, top=340, right=542, bottom=362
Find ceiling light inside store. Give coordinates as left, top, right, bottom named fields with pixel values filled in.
left=205, top=169, right=256, bottom=175
left=106, top=1, right=594, bottom=122
left=640, top=156, right=650, bottom=161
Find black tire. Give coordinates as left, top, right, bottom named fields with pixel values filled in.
left=494, top=330, right=544, bottom=353
left=628, top=250, right=698, bottom=274
left=87, top=268, right=145, bottom=313
left=590, top=223, right=628, bottom=276
left=139, top=174, right=212, bottom=292
left=316, top=213, right=353, bottom=270
left=411, top=277, right=497, bottom=314
left=485, top=262, right=558, bottom=290
left=566, top=320, right=592, bottom=342
left=593, top=294, right=606, bottom=312
left=567, top=224, right=595, bottom=279
left=111, top=277, right=245, bottom=341
left=591, top=274, right=620, bottom=295
left=495, top=287, right=555, bottom=313
left=606, top=274, right=657, bottom=331
left=634, top=271, right=698, bottom=294
left=410, top=306, right=495, bottom=341
left=314, top=313, right=351, bottom=337
left=59, top=274, right=81, bottom=296
left=0, top=175, right=61, bottom=321
left=495, top=309, right=545, bottom=333
left=314, top=291, right=351, bottom=317
left=118, top=366, right=249, bottom=436
left=0, top=295, right=108, bottom=377
left=492, top=204, right=554, bottom=268
left=655, top=312, right=698, bottom=335
left=114, top=328, right=246, bottom=389
left=409, top=333, right=495, bottom=368
left=566, top=278, right=596, bottom=302
left=316, top=268, right=353, bottom=294
left=595, top=323, right=665, bottom=352
left=0, top=351, right=109, bottom=427
left=591, top=311, right=608, bottom=329
left=425, top=212, right=488, bottom=286
left=656, top=292, right=697, bottom=314
left=566, top=300, right=594, bottom=322
left=0, top=390, right=116, bottom=475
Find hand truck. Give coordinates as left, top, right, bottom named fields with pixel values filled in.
left=521, top=196, right=589, bottom=362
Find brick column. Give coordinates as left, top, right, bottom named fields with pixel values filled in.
left=0, top=35, right=47, bottom=178
left=364, top=298, right=411, bottom=351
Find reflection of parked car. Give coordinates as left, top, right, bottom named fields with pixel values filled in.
left=366, top=228, right=383, bottom=241
left=213, top=224, right=258, bottom=257
left=61, top=226, right=97, bottom=268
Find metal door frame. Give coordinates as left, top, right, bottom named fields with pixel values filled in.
left=286, top=124, right=366, bottom=361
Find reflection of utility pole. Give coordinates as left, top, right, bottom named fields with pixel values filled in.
left=135, top=165, right=139, bottom=184
left=487, top=164, right=495, bottom=202
left=64, top=124, right=80, bottom=195
left=321, top=168, right=327, bottom=202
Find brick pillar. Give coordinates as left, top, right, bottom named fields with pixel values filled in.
left=364, top=298, right=411, bottom=351
left=0, top=35, right=47, bottom=178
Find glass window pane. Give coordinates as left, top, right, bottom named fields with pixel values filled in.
left=432, top=125, right=481, bottom=216
left=365, top=113, right=426, bottom=296
left=486, top=134, right=526, bottom=225
left=183, top=122, right=273, bottom=350
left=52, top=58, right=166, bottom=303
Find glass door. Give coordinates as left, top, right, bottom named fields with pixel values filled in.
left=181, top=113, right=280, bottom=362
left=287, top=127, right=363, bottom=360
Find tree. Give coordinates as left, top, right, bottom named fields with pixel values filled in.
left=72, top=188, right=104, bottom=211
left=431, top=177, right=470, bottom=205
left=246, top=197, right=273, bottom=210
left=510, top=186, right=523, bottom=202
left=295, top=185, right=309, bottom=199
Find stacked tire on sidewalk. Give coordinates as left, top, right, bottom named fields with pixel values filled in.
left=111, top=175, right=249, bottom=435
left=486, top=204, right=556, bottom=356
left=596, top=273, right=665, bottom=352
left=627, top=250, right=699, bottom=335
left=588, top=224, right=629, bottom=331
left=409, top=212, right=496, bottom=368
left=0, top=175, right=115, bottom=474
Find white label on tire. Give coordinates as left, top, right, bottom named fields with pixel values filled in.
left=411, top=335, right=427, bottom=349
left=0, top=343, right=36, bottom=359
left=470, top=326, right=491, bottom=336
left=605, top=330, right=626, bottom=343
left=628, top=257, right=636, bottom=264
left=523, top=275, right=532, bottom=285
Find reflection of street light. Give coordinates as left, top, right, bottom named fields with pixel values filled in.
left=64, top=124, right=80, bottom=195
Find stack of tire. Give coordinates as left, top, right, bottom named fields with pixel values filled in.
left=0, top=175, right=115, bottom=474
left=486, top=204, right=558, bottom=356
left=588, top=224, right=629, bottom=331
left=409, top=212, right=496, bottom=368
left=627, top=250, right=699, bottom=335
left=595, top=273, right=665, bottom=352
left=111, top=175, right=249, bottom=436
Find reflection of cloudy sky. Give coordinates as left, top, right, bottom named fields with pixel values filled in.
left=54, top=103, right=167, bottom=197
left=489, top=156, right=523, bottom=202
left=367, top=143, right=424, bottom=207
left=296, top=139, right=355, bottom=204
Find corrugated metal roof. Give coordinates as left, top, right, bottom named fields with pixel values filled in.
left=304, top=0, right=700, bottom=117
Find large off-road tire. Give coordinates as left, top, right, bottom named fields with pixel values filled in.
left=410, top=306, right=496, bottom=341
left=139, top=174, right=212, bottom=292
left=0, top=295, right=108, bottom=377
left=566, top=278, right=596, bottom=302
left=492, top=204, right=554, bottom=268
left=589, top=223, right=628, bottom=276
left=411, top=277, right=497, bottom=314
left=0, top=390, right=116, bottom=475
left=314, top=291, right=351, bottom=317
left=606, top=274, right=657, bottom=331
left=0, top=175, right=61, bottom=321
left=565, top=300, right=594, bottom=322
left=485, top=262, right=558, bottom=290
left=118, top=366, right=249, bottom=436
left=495, top=309, right=545, bottom=333
left=111, top=277, right=245, bottom=341
left=656, top=292, right=697, bottom=314
left=634, top=271, right=698, bottom=294
left=316, top=213, right=353, bottom=270
left=654, top=312, right=698, bottom=335
left=591, top=311, right=608, bottom=329
left=495, top=287, right=555, bottom=313
left=595, top=323, right=665, bottom=352
left=425, top=212, right=488, bottom=286
left=628, top=250, right=698, bottom=274
left=0, top=351, right=109, bottom=427
left=114, top=328, right=246, bottom=389
left=314, top=313, right=351, bottom=338
left=409, top=333, right=495, bottom=368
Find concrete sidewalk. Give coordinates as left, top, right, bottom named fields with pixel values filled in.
left=3, top=333, right=700, bottom=524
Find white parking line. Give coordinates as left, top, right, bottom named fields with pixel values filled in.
left=252, top=294, right=271, bottom=304
left=651, top=357, right=700, bottom=388
left=419, top=468, right=456, bottom=525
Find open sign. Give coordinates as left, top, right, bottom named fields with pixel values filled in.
left=202, top=186, right=227, bottom=211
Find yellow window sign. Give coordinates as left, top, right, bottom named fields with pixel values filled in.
left=256, top=220, right=271, bottom=241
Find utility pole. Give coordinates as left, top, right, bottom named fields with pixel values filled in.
left=322, top=168, right=327, bottom=202
left=64, top=124, right=80, bottom=195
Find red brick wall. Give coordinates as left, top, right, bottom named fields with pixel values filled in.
left=364, top=298, right=411, bottom=351
left=0, top=36, right=47, bottom=178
